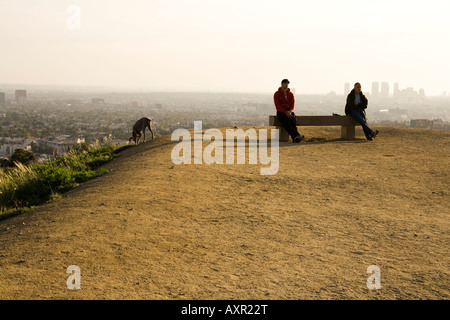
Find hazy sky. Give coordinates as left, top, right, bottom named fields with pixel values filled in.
left=1, top=0, right=449, bottom=94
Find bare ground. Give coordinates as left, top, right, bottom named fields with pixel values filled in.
left=0, top=126, right=449, bottom=299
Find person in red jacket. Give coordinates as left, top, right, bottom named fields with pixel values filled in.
left=274, top=79, right=304, bottom=143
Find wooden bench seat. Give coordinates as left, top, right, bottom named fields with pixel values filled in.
left=269, top=115, right=359, bottom=142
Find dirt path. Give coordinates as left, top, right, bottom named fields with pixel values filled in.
left=0, top=126, right=448, bottom=299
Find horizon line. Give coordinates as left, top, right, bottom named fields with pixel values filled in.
left=0, top=82, right=447, bottom=97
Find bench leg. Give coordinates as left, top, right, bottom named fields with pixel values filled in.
left=277, top=126, right=289, bottom=142
left=341, top=125, right=355, bottom=139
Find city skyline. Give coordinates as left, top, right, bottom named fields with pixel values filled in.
left=0, top=80, right=446, bottom=98
left=1, top=1, right=450, bottom=95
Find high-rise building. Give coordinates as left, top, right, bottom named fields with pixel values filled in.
left=404, top=87, right=417, bottom=98
left=419, top=89, right=425, bottom=97
left=15, top=90, right=27, bottom=104
left=0, top=92, right=5, bottom=104
left=381, top=82, right=389, bottom=98
left=344, top=83, right=350, bottom=95
left=371, top=82, right=379, bottom=97
left=394, top=83, right=400, bottom=98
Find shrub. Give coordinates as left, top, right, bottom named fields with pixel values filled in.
left=10, top=149, right=37, bottom=166
left=0, top=142, right=129, bottom=220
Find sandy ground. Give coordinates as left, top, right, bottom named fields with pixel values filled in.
left=0, top=126, right=448, bottom=300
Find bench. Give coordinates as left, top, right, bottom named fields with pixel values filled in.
left=269, top=115, right=359, bottom=142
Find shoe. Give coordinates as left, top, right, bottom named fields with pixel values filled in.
left=294, top=134, right=305, bottom=143
left=371, top=130, right=379, bottom=138
left=366, top=136, right=373, bottom=141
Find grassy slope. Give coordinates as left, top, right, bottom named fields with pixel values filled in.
left=0, top=143, right=132, bottom=220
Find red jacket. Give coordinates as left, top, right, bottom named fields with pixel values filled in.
left=274, top=87, right=295, bottom=113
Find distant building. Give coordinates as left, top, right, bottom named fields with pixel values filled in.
left=15, top=90, right=27, bottom=104
left=393, top=83, right=400, bottom=98
left=410, top=119, right=431, bottom=129
left=419, top=89, right=425, bottom=97
left=326, top=91, right=337, bottom=97
left=380, top=82, right=389, bottom=98
left=0, top=138, right=32, bottom=157
left=431, top=119, right=445, bottom=130
left=36, top=137, right=86, bottom=156
left=371, top=82, right=379, bottom=97
left=0, top=92, right=5, bottom=104
left=411, top=119, right=446, bottom=130
left=396, top=87, right=418, bottom=101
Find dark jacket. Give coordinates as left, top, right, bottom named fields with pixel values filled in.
left=345, top=89, right=368, bottom=115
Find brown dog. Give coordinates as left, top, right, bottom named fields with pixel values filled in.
left=129, top=117, right=154, bottom=144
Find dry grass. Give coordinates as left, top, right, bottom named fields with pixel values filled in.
left=0, top=126, right=448, bottom=299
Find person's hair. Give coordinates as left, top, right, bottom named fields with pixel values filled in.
left=354, top=82, right=361, bottom=87
left=281, top=79, right=290, bottom=85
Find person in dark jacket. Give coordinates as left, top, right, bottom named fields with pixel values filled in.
left=274, top=79, right=304, bottom=143
left=345, top=82, right=379, bottom=141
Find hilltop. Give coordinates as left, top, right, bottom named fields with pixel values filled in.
left=0, top=126, right=448, bottom=299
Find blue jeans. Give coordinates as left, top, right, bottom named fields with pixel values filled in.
left=349, top=109, right=374, bottom=139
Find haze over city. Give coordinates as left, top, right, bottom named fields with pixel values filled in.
left=1, top=0, right=450, bottom=95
